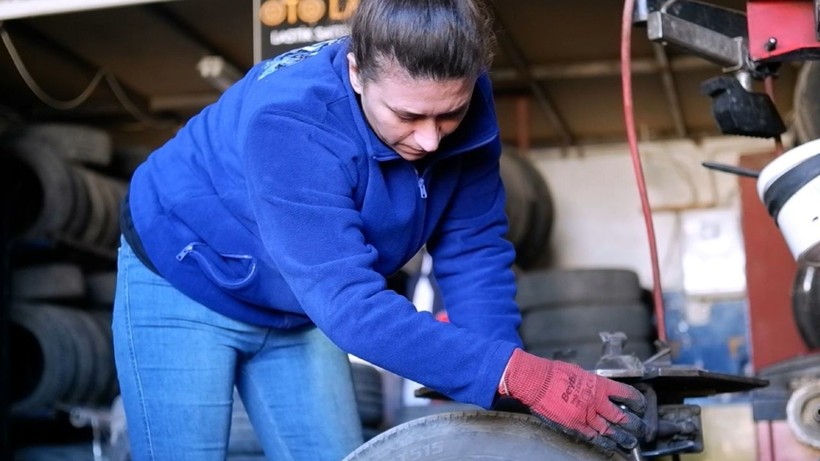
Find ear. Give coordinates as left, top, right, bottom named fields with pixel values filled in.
left=347, top=52, right=363, bottom=95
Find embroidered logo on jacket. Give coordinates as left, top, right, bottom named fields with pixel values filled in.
left=258, top=38, right=343, bottom=80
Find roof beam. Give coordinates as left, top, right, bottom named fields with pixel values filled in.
left=490, top=55, right=712, bottom=82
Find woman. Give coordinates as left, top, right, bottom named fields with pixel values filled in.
left=114, top=0, right=647, bottom=459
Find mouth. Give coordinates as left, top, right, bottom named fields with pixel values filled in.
left=399, top=147, right=428, bottom=158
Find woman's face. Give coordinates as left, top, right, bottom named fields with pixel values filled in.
left=348, top=53, right=474, bottom=162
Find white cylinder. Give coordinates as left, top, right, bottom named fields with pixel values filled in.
left=757, top=138, right=820, bottom=259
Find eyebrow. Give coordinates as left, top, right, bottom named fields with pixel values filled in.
left=391, top=103, right=470, bottom=119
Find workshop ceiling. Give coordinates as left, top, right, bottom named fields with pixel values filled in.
left=0, top=0, right=800, bottom=149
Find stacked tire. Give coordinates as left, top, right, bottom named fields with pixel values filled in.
left=1, top=123, right=130, bottom=250
left=499, top=152, right=554, bottom=270
left=516, top=268, right=656, bottom=369
left=8, top=261, right=119, bottom=417
left=2, top=123, right=131, bottom=459
left=10, top=302, right=117, bottom=415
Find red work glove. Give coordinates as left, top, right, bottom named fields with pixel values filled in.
left=498, top=348, right=647, bottom=454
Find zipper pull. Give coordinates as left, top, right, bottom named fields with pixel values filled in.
left=418, top=177, right=428, bottom=199
left=176, top=244, right=195, bottom=261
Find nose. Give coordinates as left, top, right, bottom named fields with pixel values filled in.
left=414, top=120, right=441, bottom=153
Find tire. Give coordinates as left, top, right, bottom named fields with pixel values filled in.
left=11, top=263, right=85, bottom=301
left=343, top=411, right=615, bottom=461
left=500, top=153, right=555, bottom=269
left=2, top=140, right=76, bottom=239
left=75, top=167, right=108, bottom=246
left=51, top=307, right=99, bottom=404
left=515, top=155, right=554, bottom=269
left=519, top=302, right=653, bottom=345
left=9, top=304, right=79, bottom=415
left=100, top=178, right=127, bottom=247
left=76, top=308, right=116, bottom=404
left=88, top=310, right=119, bottom=402
left=516, top=268, right=642, bottom=310
left=64, top=163, right=91, bottom=240
left=393, top=402, right=481, bottom=425
left=74, top=168, right=126, bottom=248
left=10, top=303, right=118, bottom=412
left=20, top=123, right=112, bottom=167
left=500, top=153, right=532, bottom=249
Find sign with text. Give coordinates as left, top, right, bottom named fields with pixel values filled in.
left=253, top=0, right=358, bottom=62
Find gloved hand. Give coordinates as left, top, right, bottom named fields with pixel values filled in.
left=498, top=348, right=647, bottom=454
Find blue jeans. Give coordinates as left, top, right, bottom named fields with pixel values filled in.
left=113, top=238, right=363, bottom=461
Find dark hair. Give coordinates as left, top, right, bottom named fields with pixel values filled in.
left=349, top=0, right=495, bottom=83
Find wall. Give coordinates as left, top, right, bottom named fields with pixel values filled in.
left=526, top=135, right=783, bottom=292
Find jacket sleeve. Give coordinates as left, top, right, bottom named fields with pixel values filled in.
left=241, top=110, right=517, bottom=408
left=426, top=139, right=523, bottom=347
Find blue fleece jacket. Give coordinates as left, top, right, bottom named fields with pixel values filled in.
left=128, top=38, right=521, bottom=408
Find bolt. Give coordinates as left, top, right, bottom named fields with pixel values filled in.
left=764, top=37, right=778, bottom=52
left=814, top=405, right=820, bottom=423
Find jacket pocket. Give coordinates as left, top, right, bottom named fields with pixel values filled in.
left=176, top=242, right=257, bottom=289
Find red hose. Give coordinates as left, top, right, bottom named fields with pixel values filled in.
left=621, top=0, right=667, bottom=342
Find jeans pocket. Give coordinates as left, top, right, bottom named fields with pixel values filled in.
left=176, top=242, right=257, bottom=289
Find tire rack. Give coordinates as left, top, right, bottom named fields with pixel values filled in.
left=2, top=231, right=117, bottom=455
left=0, top=122, right=132, bottom=456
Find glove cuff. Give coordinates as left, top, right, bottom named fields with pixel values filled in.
left=498, top=357, right=513, bottom=396
left=498, top=348, right=534, bottom=397
left=498, top=348, right=559, bottom=404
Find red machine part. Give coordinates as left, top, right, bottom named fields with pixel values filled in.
left=757, top=421, right=820, bottom=460
left=747, top=1, right=820, bottom=62
left=739, top=152, right=808, bottom=371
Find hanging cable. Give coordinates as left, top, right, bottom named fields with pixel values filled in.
left=0, top=22, right=104, bottom=110
left=0, top=21, right=176, bottom=130
left=621, top=0, right=667, bottom=342
left=103, top=70, right=176, bottom=130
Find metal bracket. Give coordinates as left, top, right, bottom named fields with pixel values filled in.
left=647, top=10, right=749, bottom=71
left=639, top=404, right=703, bottom=457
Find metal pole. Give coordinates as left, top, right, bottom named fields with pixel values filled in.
left=0, top=168, right=10, bottom=459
